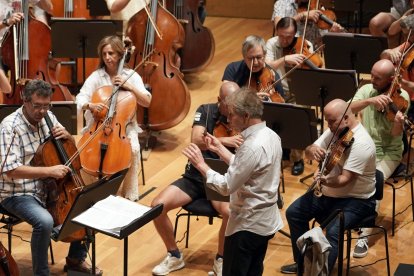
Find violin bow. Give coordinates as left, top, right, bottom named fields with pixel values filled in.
left=261, top=44, right=325, bottom=95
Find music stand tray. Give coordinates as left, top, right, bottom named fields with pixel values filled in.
left=322, top=33, right=388, bottom=74
left=204, top=158, right=229, bottom=202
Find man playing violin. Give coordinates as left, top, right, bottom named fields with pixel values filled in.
left=271, top=0, right=343, bottom=47
left=381, top=15, right=414, bottom=121
left=350, top=59, right=409, bottom=258
left=280, top=99, right=377, bottom=274
left=76, top=35, right=152, bottom=201
left=222, top=34, right=284, bottom=102
left=151, top=81, right=240, bottom=276
left=0, top=79, right=101, bottom=275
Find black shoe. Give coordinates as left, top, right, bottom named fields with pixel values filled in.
left=291, top=159, right=304, bottom=176
left=281, top=263, right=297, bottom=274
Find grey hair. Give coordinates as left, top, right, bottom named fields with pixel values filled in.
left=22, top=80, right=53, bottom=102
left=225, top=88, right=263, bottom=119
left=242, top=35, right=266, bottom=57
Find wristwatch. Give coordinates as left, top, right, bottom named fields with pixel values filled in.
left=2, top=18, right=10, bottom=27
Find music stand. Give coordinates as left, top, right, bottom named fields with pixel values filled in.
left=204, top=158, right=229, bottom=202
left=50, top=19, right=122, bottom=82
left=334, top=0, right=391, bottom=33
left=322, top=33, right=388, bottom=75
left=262, top=102, right=318, bottom=185
left=288, top=68, right=357, bottom=133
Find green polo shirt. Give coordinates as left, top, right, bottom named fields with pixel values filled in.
left=353, top=84, right=410, bottom=161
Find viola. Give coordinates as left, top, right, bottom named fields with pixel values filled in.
left=77, top=44, right=136, bottom=178
left=165, top=0, right=215, bottom=73
left=127, top=0, right=191, bottom=131
left=213, top=121, right=238, bottom=138
left=1, top=0, right=73, bottom=104
left=31, top=113, right=86, bottom=242
left=248, top=66, right=285, bottom=103
left=309, top=127, right=354, bottom=197
left=283, top=37, right=323, bottom=70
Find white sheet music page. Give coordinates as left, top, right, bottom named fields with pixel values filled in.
left=72, top=195, right=151, bottom=235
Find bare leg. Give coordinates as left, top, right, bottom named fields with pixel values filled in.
left=151, top=185, right=192, bottom=251
left=211, top=201, right=229, bottom=255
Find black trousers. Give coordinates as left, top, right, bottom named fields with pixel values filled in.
left=223, top=230, right=274, bottom=276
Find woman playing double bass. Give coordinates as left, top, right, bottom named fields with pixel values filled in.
left=76, top=35, right=151, bottom=201
left=0, top=79, right=101, bottom=275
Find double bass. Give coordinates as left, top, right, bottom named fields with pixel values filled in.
left=1, top=0, right=73, bottom=104
left=126, top=0, right=191, bottom=131
left=0, top=241, right=19, bottom=276
left=165, top=0, right=215, bottom=73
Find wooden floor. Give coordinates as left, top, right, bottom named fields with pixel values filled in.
left=4, top=17, right=414, bottom=275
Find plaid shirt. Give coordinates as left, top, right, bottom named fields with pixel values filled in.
left=0, top=107, right=60, bottom=205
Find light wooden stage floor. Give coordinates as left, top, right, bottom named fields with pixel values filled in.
left=4, top=16, right=414, bottom=276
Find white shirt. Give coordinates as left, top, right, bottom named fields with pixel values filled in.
left=314, top=123, right=376, bottom=199
left=206, top=122, right=284, bottom=236
left=76, top=67, right=150, bottom=134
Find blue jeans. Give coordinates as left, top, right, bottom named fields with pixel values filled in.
left=286, top=192, right=376, bottom=273
left=2, top=195, right=89, bottom=276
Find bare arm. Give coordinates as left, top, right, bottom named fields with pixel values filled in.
left=108, top=0, right=131, bottom=13
left=6, top=164, right=70, bottom=180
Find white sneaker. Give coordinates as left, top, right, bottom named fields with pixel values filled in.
left=152, top=253, right=185, bottom=275
left=212, top=257, right=223, bottom=276
left=353, top=238, right=369, bottom=258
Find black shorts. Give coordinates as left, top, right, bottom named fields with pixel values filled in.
left=171, top=177, right=206, bottom=200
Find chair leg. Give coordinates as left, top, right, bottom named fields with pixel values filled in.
left=7, top=224, right=12, bottom=253
left=140, top=147, right=145, bottom=186
left=185, top=213, right=191, bottom=248
left=392, top=185, right=396, bottom=236
left=410, top=177, right=414, bottom=222
left=345, top=230, right=351, bottom=276
left=49, top=241, right=55, bottom=265
left=378, top=226, right=391, bottom=276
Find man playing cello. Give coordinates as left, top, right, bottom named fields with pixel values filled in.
left=0, top=79, right=101, bottom=275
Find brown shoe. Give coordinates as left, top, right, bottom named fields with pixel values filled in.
left=64, top=257, right=103, bottom=275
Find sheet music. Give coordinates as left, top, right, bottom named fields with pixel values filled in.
left=72, top=195, right=151, bottom=235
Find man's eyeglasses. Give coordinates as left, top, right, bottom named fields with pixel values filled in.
left=245, top=55, right=264, bottom=61
left=29, top=102, right=52, bottom=111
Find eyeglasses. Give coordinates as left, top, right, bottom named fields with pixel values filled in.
left=245, top=55, right=264, bottom=61
left=29, top=102, right=52, bottom=111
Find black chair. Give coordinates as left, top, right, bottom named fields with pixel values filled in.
left=343, top=169, right=390, bottom=276
left=173, top=198, right=220, bottom=248
left=384, top=132, right=414, bottom=236
left=0, top=205, right=55, bottom=264
left=306, top=170, right=390, bottom=276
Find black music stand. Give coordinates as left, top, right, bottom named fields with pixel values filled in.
left=87, top=0, right=110, bottom=16
left=263, top=102, right=318, bottom=186
left=288, top=68, right=357, bottom=134
left=334, top=0, right=391, bottom=33
left=322, top=33, right=388, bottom=75
left=50, top=19, right=122, bottom=82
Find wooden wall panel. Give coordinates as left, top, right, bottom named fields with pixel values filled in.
left=206, top=0, right=274, bottom=19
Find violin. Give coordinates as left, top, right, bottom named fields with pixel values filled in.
left=283, top=37, right=323, bottom=70
left=213, top=121, right=238, bottom=138
left=31, top=113, right=86, bottom=242
left=309, top=127, right=354, bottom=197
left=298, top=0, right=338, bottom=31
left=248, top=66, right=285, bottom=102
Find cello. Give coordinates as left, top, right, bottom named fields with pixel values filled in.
left=165, top=0, right=215, bottom=73
left=1, top=0, right=73, bottom=104
left=126, top=0, right=191, bottom=131
left=0, top=241, right=19, bottom=276
left=31, top=112, right=86, bottom=242
left=77, top=42, right=136, bottom=178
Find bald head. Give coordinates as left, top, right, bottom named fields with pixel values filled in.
left=324, top=99, right=356, bottom=132
left=220, top=81, right=240, bottom=99
left=372, top=59, right=395, bottom=78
